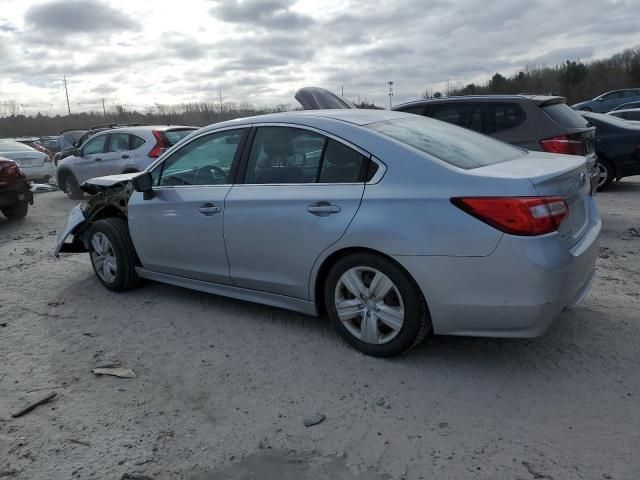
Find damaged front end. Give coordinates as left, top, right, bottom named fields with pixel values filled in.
left=52, top=173, right=138, bottom=256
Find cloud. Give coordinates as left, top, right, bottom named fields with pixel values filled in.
left=24, top=0, right=139, bottom=34
left=210, top=0, right=314, bottom=30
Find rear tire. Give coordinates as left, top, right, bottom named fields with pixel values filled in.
left=88, top=218, right=139, bottom=292
left=324, top=253, right=431, bottom=357
left=62, top=173, right=83, bottom=199
left=596, top=159, right=614, bottom=191
left=1, top=201, right=28, bottom=220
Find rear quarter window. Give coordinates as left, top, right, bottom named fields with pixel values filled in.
left=543, top=103, right=590, bottom=128
left=486, top=103, right=526, bottom=133
left=367, top=116, right=524, bottom=170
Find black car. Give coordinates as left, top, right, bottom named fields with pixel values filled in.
left=393, top=95, right=599, bottom=191
left=581, top=112, right=640, bottom=189
left=0, top=157, right=33, bottom=220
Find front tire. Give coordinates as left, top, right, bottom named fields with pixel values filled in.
left=88, top=218, right=139, bottom=292
left=1, top=201, right=28, bottom=220
left=596, top=159, right=614, bottom=191
left=324, top=253, right=431, bottom=357
left=62, top=173, right=83, bottom=199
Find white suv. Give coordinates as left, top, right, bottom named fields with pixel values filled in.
left=56, top=125, right=197, bottom=198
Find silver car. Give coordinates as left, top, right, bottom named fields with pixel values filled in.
left=55, top=125, right=196, bottom=199
left=53, top=110, right=601, bottom=357
left=0, top=139, right=53, bottom=182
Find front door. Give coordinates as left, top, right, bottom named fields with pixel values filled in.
left=75, top=133, right=108, bottom=183
left=224, top=126, right=374, bottom=299
left=100, top=132, right=132, bottom=176
left=128, top=128, right=248, bottom=284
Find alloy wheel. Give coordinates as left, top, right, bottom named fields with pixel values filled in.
left=597, top=162, right=608, bottom=188
left=334, top=266, right=405, bottom=345
left=90, top=232, right=117, bottom=283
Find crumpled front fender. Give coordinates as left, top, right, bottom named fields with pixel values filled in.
left=51, top=204, right=88, bottom=257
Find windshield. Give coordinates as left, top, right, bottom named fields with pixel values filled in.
left=543, top=103, right=590, bottom=128
left=366, top=116, right=524, bottom=169
left=0, top=140, right=37, bottom=153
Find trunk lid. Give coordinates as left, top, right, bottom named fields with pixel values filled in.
left=295, top=87, right=357, bottom=110
left=472, top=152, right=591, bottom=246
left=2, top=150, right=46, bottom=168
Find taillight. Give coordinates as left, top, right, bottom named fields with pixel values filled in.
left=451, top=196, right=569, bottom=236
left=148, top=130, right=169, bottom=158
left=0, top=160, right=22, bottom=179
left=540, top=135, right=585, bottom=155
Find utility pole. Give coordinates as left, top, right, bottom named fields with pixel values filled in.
left=63, top=75, right=71, bottom=115
left=341, top=85, right=344, bottom=96
left=388, top=81, right=394, bottom=109
left=218, top=89, right=223, bottom=113
left=102, top=98, right=106, bottom=117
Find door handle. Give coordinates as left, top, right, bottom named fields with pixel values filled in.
left=121, top=154, right=129, bottom=159
left=307, top=201, right=341, bottom=216
left=197, top=203, right=221, bottom=216
left=94, top=157, right=102, bottom=161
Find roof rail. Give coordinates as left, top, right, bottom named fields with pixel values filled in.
left=88, top=122, right=142, bottom=130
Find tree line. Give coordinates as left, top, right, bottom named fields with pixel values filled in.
left=0, top=102, right=288, bottom=138
left=437, top=45, right=640, bottom=104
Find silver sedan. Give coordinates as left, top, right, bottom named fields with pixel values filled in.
left=53, top=110, right=601, bottom=357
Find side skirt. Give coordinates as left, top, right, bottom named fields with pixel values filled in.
left=135, top=268, right=319, bottom=316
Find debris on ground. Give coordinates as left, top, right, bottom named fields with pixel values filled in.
left=120, top=474, right=155, bottom=480
left=91, top=366, right=137, bottom=379
left=11, top=392, right=57, bottom=418
left=303, top=413, right=326, bottom=427
left=30, top=184, right=58, bottom=193
left=68, top=439, right=91, bottom=447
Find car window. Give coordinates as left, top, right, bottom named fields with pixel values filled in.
left=367, top=116, right=524, bottom=170
left=429, top=104, right=473, bottom=127
left=622, top=90, right=638, bottom=98
left=542, top=103, right=590, bottom=128
left=398, top=106, right=425, bottom=115
left=106, top=133, right=130, bottom=153
left=131, top=135, right=145, bottom=150
left=468, top=105, right=483, bottom=132
left=164, top=129, right=196, bottom=146
left=244, top=127, right=371, bottom=184
left=486, top=103, right=526, bottom=133
left=83, top=135, right=107, bottom=155
left=623, top=111, right=640, bottom=120
left=601, top=91, right=623, bottom=100
left=158, top=129, right=246, bottom=187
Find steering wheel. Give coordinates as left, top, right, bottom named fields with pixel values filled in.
left=194, top=165, right=227, bottom=185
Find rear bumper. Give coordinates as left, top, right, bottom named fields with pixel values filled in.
left=0, top=184, right=33, bottom=208
left=393, top=199, right=601, bottom=337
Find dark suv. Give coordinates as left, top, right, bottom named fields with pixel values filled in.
left=393, top=95, right=599, bottom=189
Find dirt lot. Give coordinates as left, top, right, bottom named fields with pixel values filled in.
left=1, top=182, right=639, bottom=480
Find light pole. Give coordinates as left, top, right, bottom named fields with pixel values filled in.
left=388, top=81, right=394, bottom=109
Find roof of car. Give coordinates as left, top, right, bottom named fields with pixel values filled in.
left=91, top=125, right=198, bottom=134
left=393, top=94, right=564, bottom=110
left=203, top=109, right=407, bottom=130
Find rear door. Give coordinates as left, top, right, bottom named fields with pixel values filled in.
left=99, top=132, right=131, bottom=176
left=224, top=125, right=373, bottom=299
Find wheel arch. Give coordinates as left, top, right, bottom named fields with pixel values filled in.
left=55, top=166, right=74, bottom=187
left=311, top=246, right=425, bottom=316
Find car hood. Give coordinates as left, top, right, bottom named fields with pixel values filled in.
left=80, top=172, right=141, bottom=195
left=295, top=87, right=357, bottom=110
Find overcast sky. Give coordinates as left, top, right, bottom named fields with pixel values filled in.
left=1, top=0, right=639, bottom=115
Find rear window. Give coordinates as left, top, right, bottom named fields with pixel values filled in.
left=367, top=116, right=524, bottom=170
left=164, top=129, right=196, bottom=146
left=543, top=103, right=590, bottom=128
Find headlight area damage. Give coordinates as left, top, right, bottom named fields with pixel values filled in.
left=52, top=173, right=138, bottom=257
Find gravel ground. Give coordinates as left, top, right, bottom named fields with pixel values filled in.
left=1, top=182, right=639, bottom=480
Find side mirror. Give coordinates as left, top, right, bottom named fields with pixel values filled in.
left=131, top=171, right=154, bottom=200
